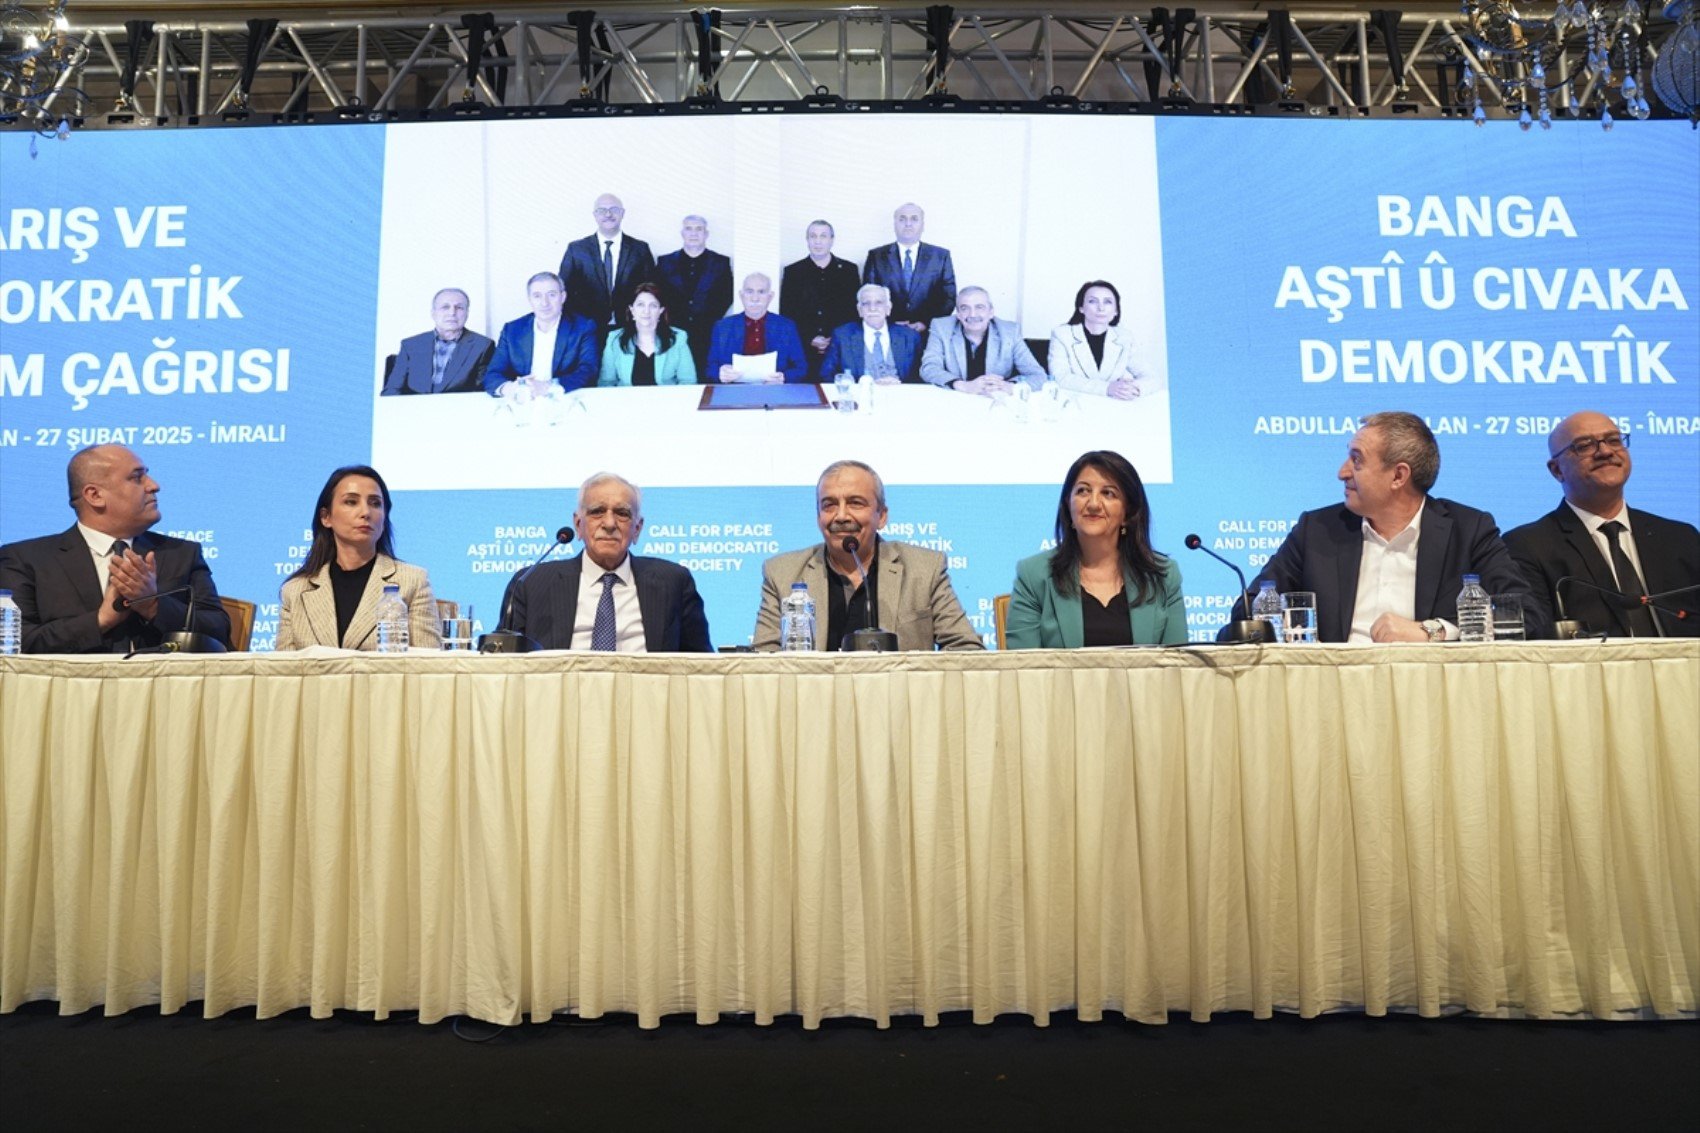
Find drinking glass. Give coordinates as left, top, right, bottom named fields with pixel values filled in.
left=834, top=372, right=856, bottom=413
left=1282, top=591, right=1318, bottom=644
left=1491, top=594, right=1526, bottom=641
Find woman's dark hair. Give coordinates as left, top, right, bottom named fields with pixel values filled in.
left=290, top=465, right=396, bottom=580
left=617, top=281, right=677, bottom=353
left=1048, top=449, right=1165, bottom=604
left=1066, top=279, right=1122, bottom=327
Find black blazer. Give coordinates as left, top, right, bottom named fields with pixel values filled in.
left=1234, top=497, right=1543, bottom=642
left=0, top=525, right=231, bottom=653
left=653, top=248, right=733, bottom=343
left=559, top=233, right=657, bottom=328
left=381, top=329, right=495, bottom=395
left=502, top=554, right=712, bottom=652
left=1503, top=502, right=1700, bottom=637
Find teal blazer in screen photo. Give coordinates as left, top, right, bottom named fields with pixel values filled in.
left=597, top=330, right=699, bottom=386
left=1005, top=551, right=1186, bottom=648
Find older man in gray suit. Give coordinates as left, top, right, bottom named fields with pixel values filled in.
left=752, top=460, right=983, bottom=652
left=919, top=286, right=1045, bottom=397
left=381, top=288, right=495, bottom=395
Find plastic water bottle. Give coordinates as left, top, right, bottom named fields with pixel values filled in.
left=1457, top=574, right=1492, bottom=642
left=375, top=584, right=410, bottom=652
left=779, top=582, right=815, bottom=651
left=1250, top=580, right=1284, bottom=643
left=1038, top=375, right=1062, bottom=422
left=0, top=589, right=21, bottom=655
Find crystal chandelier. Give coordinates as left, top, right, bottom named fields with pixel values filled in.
left=1453, top=1, right=1693, bottom=128
left=0, top=0, right=86, bottom=134
left=1650, top=1, right=1700, bottom=123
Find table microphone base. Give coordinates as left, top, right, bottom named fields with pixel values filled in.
left=1218, top=619, right=1277, bottom=645
left=162, top=630, right=227, bottom=654
left=1552, top=619, right=1586, bottom=640
left=842, top=628, right=899, bottom=652
left=477, top=630, right=530, bottom=654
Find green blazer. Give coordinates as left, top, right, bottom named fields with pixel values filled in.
left=1005, top=551, right=1186, bottom=648
left=597, top=330, right=698, bottom=386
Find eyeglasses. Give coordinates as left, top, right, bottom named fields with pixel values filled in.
left=1554, top=432, right=1630, bottom=459
left=593, top=207, right=625, bottom=217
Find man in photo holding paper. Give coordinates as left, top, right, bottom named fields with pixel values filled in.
left=706, top=273, right=807, bottom=384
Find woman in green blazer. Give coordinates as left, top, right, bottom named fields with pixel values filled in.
left=598, top=283, right=698, bottom=386
left=1006, top=450, right=1186, bottom=648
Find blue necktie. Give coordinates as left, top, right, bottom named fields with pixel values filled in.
left=902, top=247, right=914, bottom=289
left=872, top=330, right=889, bottom=377
left=591, top=572, right=618, bottom=651
left=603, top=240, right=615, bottom=293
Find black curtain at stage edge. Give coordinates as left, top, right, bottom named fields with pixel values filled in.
left=2, top=1002, right=1697, bottom=1133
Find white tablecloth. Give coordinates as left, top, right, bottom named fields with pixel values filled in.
left=2, top=641, right=1694, bottom=1027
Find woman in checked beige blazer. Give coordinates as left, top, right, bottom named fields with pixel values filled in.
left=274, top=464, right=440, bottom=650
left=1046, top=279, right=1162, bottom=400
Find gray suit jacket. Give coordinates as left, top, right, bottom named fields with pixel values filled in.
left=275, top=554, right=441, bottom=650
left=502, top=553, right=712, bottom=652
left=920, top=316, right=1046, bottom=389
left=753, top=540, right=984, bottom=652
left=381, top=329, right=495, bottom=395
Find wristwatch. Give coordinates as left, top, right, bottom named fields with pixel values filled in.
left=1422, top=619, right=1446, bottom=642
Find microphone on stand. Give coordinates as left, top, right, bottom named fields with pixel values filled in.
left=1553, top=575, right=1629, bottom=640
left=1633, top=582, right=1698, bottom=626
left=479, top=526, right=574, bottom=653
left=117, top=584, right=227, bottom=655
left=839, top=535, right=897, bottom=652
left=1184, top=533, right=1274, bottom=645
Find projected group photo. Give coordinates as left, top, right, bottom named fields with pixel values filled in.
left=0, top=114, right=1695, bottom=652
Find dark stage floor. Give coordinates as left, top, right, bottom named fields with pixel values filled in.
left=3, top=1002, right=1696, bottom=1132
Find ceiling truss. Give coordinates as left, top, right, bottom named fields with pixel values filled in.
left=9, top=6, right=1682, bottom=127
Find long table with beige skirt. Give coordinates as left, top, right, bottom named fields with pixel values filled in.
left=2, top=641, right=1695, bottom=1028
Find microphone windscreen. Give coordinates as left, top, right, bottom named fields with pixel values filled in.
left=556, top=527, right=574, bottom=544
left=842, top=537, right=860, bottom=555
left=1184, top=533, right=1203, bottom=550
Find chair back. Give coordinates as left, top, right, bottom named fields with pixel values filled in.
left=993, top=593, right=1011, bottom=651
left=220, top=596, right=256, bottom=651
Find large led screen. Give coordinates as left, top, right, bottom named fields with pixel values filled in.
left=1, top=115, right=1696, bottom=649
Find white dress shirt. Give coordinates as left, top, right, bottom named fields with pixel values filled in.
left=77, top=521, right=131, bottom=594
left=1566, top=500, right=1652, bottom=593
left=528, top=321, right=559, bottom=382
left=862, top=323, right=893, bottom=374
left=569, top=553, right=647, bottom=652
left=1348, top=503, right=1446, bottom=642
